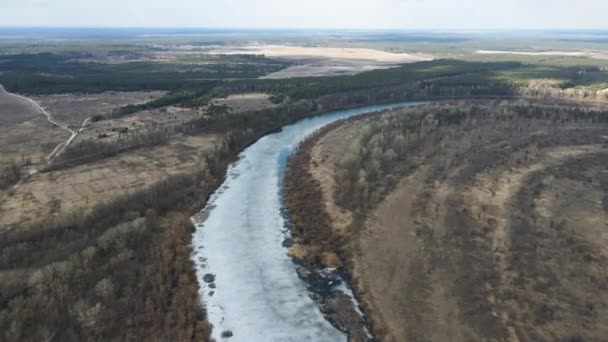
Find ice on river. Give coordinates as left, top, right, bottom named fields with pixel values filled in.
left=192, top=101, right=421, bottom=342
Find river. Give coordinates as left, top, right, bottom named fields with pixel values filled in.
left=191, top=101, right=421, bottom=342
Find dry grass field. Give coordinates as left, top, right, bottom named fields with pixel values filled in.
left=210, top=93, right=277, bottom=113
left=0, top=87, right=299, bottom=229
left=81, top=105, right=199, bottom=143
left=296, top=102, right=608, bottom=342
left=0, top=134, right=217, bottom=230
left=0, top=86, right=168, bottom=168
left=76, top=92, right=274, bottom=144
left=0, top=85, right=69, bottom=167
left=34, top=91, right=166, bottom=126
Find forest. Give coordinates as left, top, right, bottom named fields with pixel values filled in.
left=3, top=51, right=608, bottom=112
left=0, top=52, right=289, bottom=94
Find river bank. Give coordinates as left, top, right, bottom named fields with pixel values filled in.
left=284, top=116, right=379, bottom=341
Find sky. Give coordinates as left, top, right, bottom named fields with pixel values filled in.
left=1, top=0, right=607, bottom=30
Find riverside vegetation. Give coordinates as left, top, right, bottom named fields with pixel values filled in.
left=286, top=101, right=608, bottom=341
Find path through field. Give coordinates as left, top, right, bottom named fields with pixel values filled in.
left=0, top=84, right=91, bottom=163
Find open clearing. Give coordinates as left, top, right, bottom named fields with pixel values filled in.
left=303, top=102, right=608, bottom=341
left=210, top=93, right=277, bottom=112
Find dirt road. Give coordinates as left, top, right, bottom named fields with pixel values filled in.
left=0, top=84, right=91, bottom=163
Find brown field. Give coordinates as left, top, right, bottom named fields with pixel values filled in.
left=0, top=86, right=69, bottom=167
left=0, top=134, right=217, bottom=230
left=298, top=102, right=608, bottom=341
left=80, top=105, right=200, bottom=143
left=0, top=87, right=304, bottom=228
left=0, top=87, right=167, bottom=168
left=77, top=92, right=270, bottom=145
left=33, top=91, right=166, bottom=126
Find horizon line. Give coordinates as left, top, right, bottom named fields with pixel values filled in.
left=1, top=26, right=608, bottom=32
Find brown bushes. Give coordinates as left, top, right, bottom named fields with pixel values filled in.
left=0, top=156, right=31, bottom=190
left=284, top=123, right=342, bottom=265
left=0, top=213, right=210, bottom=341
left=48, top=129, right=172, bottom=171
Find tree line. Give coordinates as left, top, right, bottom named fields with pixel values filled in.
left=333, top=101, right=608, bottom=213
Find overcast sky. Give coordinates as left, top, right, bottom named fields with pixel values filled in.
left=1, top=0, right=607, bottom=30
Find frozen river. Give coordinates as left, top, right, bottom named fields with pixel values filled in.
left=192, top=101, right=421, bottom=341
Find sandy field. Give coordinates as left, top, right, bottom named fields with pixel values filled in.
left=211, top=44, right=431, bottom=78
left=261, top=59, right=396, bottom=79
left=303, top=103, right=608, bottom=341
left=211, top=44, right=430, bottom=62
